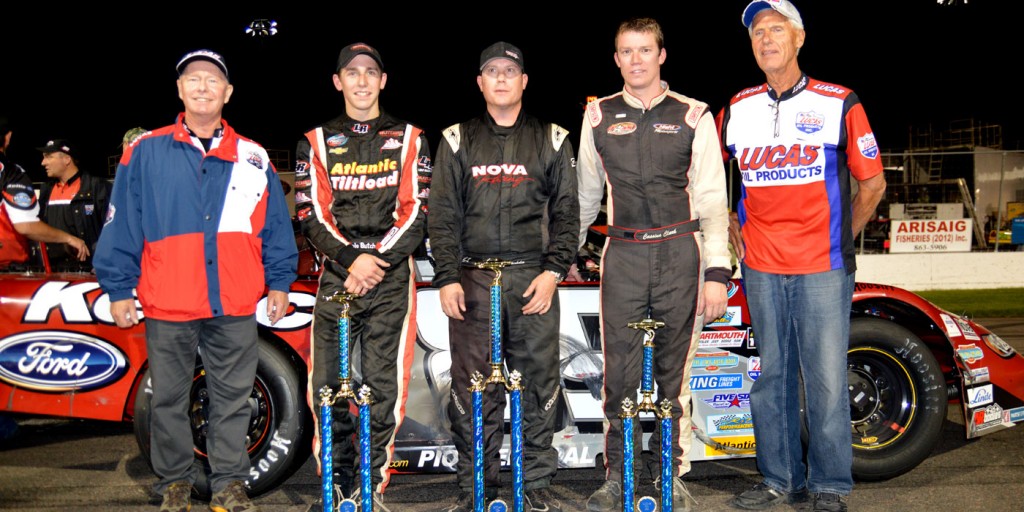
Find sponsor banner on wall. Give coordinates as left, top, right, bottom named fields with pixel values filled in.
left=889, top=219, right=972, bottom=253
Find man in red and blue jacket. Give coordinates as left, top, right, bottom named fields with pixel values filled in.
left=94, top=49, right=296, bottom=512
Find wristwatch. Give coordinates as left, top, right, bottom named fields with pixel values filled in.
left=546, top=269, right=564, bottom=284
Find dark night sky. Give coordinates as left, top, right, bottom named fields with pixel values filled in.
left=3, top=2, right=1020, bottom=180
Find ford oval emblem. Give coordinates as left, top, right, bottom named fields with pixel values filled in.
left=0, top=331, right=128, bottom=392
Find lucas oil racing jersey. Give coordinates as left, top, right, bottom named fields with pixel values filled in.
left=718, top=74, right=883, bottom=274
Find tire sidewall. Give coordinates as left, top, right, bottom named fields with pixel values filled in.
left=133, top=339, right=309, bottom=498
left=848, top=317, right=947, bottom=481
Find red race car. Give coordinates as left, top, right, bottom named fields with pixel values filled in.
left=1, top=240, right=1022, bottom=498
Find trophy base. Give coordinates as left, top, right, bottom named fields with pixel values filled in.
left=487, top=498, right=508, bottom=512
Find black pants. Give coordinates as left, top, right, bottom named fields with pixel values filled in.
left=598, top=234, right=704, bottom=482
left=447, top=265, right=561, bottom=492
left=308, top=258, right=417, bottom=494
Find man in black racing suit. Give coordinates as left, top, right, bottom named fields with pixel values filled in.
left=295, top=42, right=430, bottom=512
left=428, top=41, right=578, bottom=512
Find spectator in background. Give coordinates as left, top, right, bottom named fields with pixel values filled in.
left=0, top=117, right=88, bottom=270
left=37, top=139, right=111, bottom=271
left=122, top=127, right=148, bottom=150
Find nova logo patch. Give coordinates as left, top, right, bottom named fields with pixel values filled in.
left=0, top=332, right=127, bottom=392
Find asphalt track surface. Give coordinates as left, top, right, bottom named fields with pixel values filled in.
left=1, top=318, right=1022, bottom=512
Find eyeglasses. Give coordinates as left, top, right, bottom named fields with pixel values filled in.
left=770, top=100, right=781, bottom=138
left=482, top=65, right=522, bottom=79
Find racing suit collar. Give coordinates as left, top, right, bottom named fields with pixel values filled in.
left=483, top=108, right=525, bottom=135
left=621, top=80, right=669, bottom=112
left=766, top=73, right=809, bottom=102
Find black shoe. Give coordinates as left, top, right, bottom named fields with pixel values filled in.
left=586, top=480, right=622, bottom=511
left=730, top=483, right=809, bottom=510
left=811, top=492, right=847, bottom=512
left=525, top=488, right=562, bottom=512
left=439, top=491, right=472, bottom=512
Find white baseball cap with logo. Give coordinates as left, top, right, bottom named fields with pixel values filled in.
left=742, top=0, right=804, bottom=30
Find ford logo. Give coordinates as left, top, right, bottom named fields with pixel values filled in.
left=0, top=331, right=127, bottom=392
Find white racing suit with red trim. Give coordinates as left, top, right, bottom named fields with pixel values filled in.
left=577, top=83, right=731, bottom=483
left=295, top=111, right=430, bottom=494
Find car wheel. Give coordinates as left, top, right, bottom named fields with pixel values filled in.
left=133, top=338, right=311, bottom=498
left=847, top=317, right=947, bottom=481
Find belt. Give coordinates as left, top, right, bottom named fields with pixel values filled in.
left=605, top=220, right=700, bottom=243
left=460, top=256, right=536, bottom=268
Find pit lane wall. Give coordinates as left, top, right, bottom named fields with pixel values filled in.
left=854, top=252, right=1024, bottom=290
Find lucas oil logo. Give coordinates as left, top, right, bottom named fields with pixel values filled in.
left=795, top=111, right=824, bottom=134
left=857, top=132, right=879, bottom=159
left=0, top=332, right=127, bottom=392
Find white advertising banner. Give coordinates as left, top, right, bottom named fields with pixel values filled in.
left=889, top=219, right=973, bottom=253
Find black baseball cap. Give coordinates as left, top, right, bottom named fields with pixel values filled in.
left=176, top=49, right=230, bottom=81
left=336, top=42, right=383, bottom=72
left=37, top=139, right=75, bottom=157
left=479, top=41, right=524, bottom=72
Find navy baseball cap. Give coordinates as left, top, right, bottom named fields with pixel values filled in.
left=176, top=49, right=230, bottom=81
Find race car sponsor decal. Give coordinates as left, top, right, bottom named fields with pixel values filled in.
left=1007, top=407, right=1024, bottom=423
left=689, top=373, right=743, bottom=391
left=795, top=111, right=824, bottom=134
left=746, top=327, right=757, bottom=350
left=966, top=366, right=990, bottom=385
left=857, top=132, right=879, bottom=159
left=471, top=164, right=535, bottom=188
left=692, top=352, right=739, bottom=371
left=940, top=314, right=962, bottom=338
left=747, top=357, right=761, bottom=381
left=735, top=145, right=823, bottom=188
left=330, top=158, right=398, bottom=176
left=351, top=123, right=370, bottom=135
left=967, top=384, right=994, bottom=408
left=707, top=413, right=753, bottom=436
left=957, top=344, right=984, bottom=365
left=698, top=330, right=746, bottom=348
left=378, top=130, right=404, bottom=138
left=418, top=155, right=433, bottom=172
left=607, top=122, right=636, bottom=136
left=0, top=331, right=127, bottom=392
left=380, top=138, right=403, bottom=151
left=329, top=147, right=349, bottom=155
left=972, top=403, right=1005, bottom=434
left=24, top=281, right=122, bottom=324
left=726, top=280, right=739, bottom=299
left=704, top=435, right=755, bottom=457
left=955, top=318, right=981, bottom=341
left=703, top=393, right=750, bottom=409
left=707, top=307, right=742, bottom=327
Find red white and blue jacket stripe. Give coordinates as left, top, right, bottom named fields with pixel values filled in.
left=95, top=114, right=297, bottom=321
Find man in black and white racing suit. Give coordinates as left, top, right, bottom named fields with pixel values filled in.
left=428, top=41, right=578, bottom=512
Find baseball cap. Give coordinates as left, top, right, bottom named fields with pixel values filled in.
left=37, top=139, right=74, bottom=157
left=479, top=41, right=524, bottom=73
left=176, top=49, right=230, bottom=81
left=742, top=0, right=804, bottom=30
left=336, top=42, right=383, bottom=72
